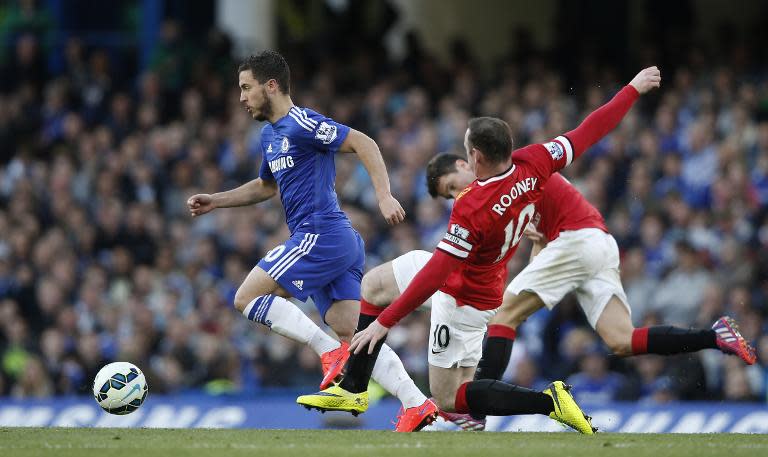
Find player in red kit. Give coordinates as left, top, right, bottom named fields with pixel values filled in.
left=349, top=150, right=756, bottom=431
left=472, top=174, right=757, bottom=392
left=298, top=66, right=661, bottom=434
left=424, top=161, right=756, bottom=427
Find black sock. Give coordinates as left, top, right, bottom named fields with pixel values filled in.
left=463, top=380, right=553, bottom=416
left=472, top=330, right=515, bottom=420
left=475, top=336, right=514, bottom=381
left=633, top=326, right=717, bottom=355
left=356, top=312, right=377, bottom=332
left=338, top=311, right=385, bottom=393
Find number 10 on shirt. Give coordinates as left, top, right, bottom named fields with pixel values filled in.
left=496, top=203, right=536, bottom=262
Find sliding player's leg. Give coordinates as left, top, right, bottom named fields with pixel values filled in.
left=478, top=233, right=592, bottom=384
left=594, top=293, right=756, bottom=364
left=580, top=232, right=756, bottom=364
left=428, top=290, right=594, bottom=434
left=427, top=364, right=485, bottom=430
left=429, top=364, right=476, bottom=413
left=476, top=291, right=545, bottom=382
left=458, top=290, right=543, bottom=428
left=360, top=259, right=403, bottom=306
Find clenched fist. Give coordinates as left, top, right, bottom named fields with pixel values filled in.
left=629, top=66, right=661, bottom=94
left=187, top=194, right=216, bottom=217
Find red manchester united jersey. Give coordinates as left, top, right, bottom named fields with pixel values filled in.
left=378, top=85, right=640, bottom=328
left=535, top=173, right=608, bottom=242
left=436, top=136, right=574, bottom=310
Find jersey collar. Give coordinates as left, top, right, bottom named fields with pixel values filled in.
left=271, top=107, right=296, bottom=126
left=476, top=164, right=516, bottom=186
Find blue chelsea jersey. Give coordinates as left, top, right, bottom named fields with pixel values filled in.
left=259, top=106, right=352, bottom=233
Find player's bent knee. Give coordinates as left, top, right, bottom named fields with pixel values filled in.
left=360, top=273, right=380, bottom=302
left=493, top=307, right=526, bottom=329
left=233, top=289, right=250, bottom=313
left=232, top=268, right=283, bottom=313
left=609, top=341, right=633, bottom=357
left=596, top=297, right=635, bottom=356
left=602, top=333, right=633, bottom=356
left=360, top=268, right=393, bottom=307
left=493, top=292, right=545, bottom=328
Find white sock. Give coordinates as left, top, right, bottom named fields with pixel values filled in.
left=242, top=295, right=339, bottom=355
left=371, top=344, right=427, bottom=409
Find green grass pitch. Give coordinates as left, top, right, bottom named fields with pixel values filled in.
left=2, top=428, right=767, bottom=457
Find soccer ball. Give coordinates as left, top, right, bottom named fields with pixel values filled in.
left=92, top=362, right=148, bottom=415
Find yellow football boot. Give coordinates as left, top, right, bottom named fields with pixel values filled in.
left=543, top=381, right=596, bottom=434
left=297, top=385, right=368, bottom=416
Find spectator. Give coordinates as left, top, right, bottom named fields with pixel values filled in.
left=0, top=23, right=766, bottom=404
left=566, top=345, right=625, bottom=405
left=651, top=240, right=713, bottom=326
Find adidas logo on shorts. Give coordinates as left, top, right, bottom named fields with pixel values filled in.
left=292, top=280, right=304, bottom=290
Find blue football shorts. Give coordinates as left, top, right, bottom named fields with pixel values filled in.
left=257, top=227, right=365, bottom=319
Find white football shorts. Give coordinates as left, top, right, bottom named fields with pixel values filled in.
left=392, top=250, right=433, bottom=308
left=391, top=250, right=496, bottom=368
left=506, top=228, right=630, bottom=328
left=427, top=291, right=497, bottom=368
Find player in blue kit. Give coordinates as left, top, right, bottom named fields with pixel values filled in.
left=187, top=51, right=438, bottom=431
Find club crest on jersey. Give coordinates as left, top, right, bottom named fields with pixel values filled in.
left=544, top=141, right=564, bottom=161
left=315, top=122, right=337, bottom=145
left=450, top=224, right=471, bottom=241
left=281, top=137, right=290, bottom=152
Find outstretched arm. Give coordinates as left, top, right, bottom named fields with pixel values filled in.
left=512, top=67, right=661, bottom=178
left=565, top=66, right=661, bottom=160
left=339, top=129, right=405, bottom=225
left=212, top=178, right=278, bottom=208
left=187, top=178, right=278, bottom=217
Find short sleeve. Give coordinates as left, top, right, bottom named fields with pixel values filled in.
left=259, top=147, right=274, bottom=181
left=511, top=136, right=573, bottom=180
left=288, top=107, right=350, bottom=154
left=436, top=201, right=479, bottom=260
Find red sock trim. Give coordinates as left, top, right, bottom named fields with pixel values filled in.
left=632, top=327, right=649, bottom=354
left=360, top=299, right=383, bottom=317
left=454, top=382, right=470, bottom=414
left=487, top=324, right=517, bottom=340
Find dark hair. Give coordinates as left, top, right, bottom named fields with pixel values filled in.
left=238, top=50, right=291, bottom=94
left=426, top=153, right=465, bottom=198
left=467, top=117, right=513, bottom=165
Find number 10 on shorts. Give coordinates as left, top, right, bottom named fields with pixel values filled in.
left=431, top=324, right=450, bottom=353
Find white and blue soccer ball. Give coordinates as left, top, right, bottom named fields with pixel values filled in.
left=92, top=362, right=148, bottom=415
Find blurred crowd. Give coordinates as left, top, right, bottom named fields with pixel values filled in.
left=1, top=5, right=768, bottom=406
